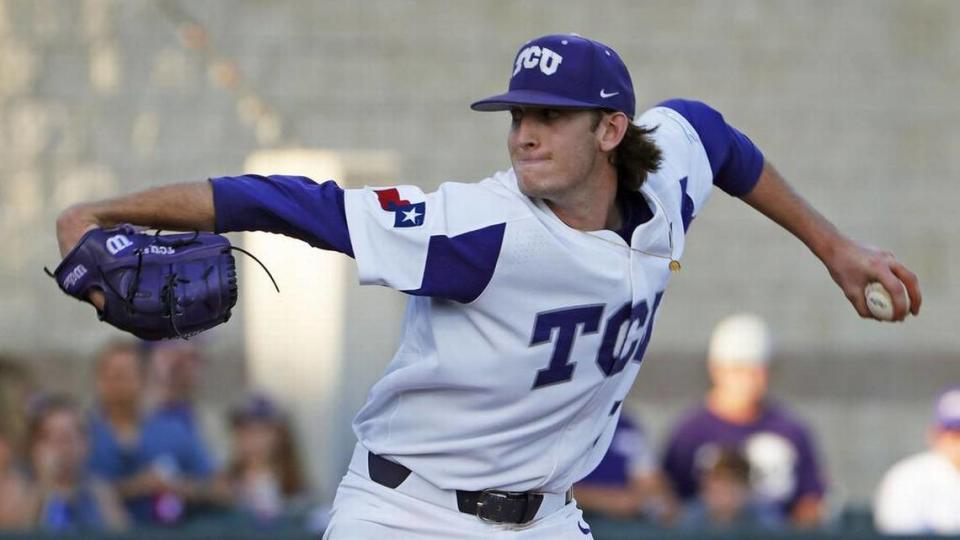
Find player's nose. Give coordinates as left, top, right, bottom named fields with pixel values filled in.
left=511, top=117, right=540, bottom=150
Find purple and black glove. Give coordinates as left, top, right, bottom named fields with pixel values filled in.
left=50, top=225, right=272, bottom=340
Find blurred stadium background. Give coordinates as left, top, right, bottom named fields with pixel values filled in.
left=1, top=0, right=957, bottom=537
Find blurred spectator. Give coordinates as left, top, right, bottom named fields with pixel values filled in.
left=0, top=425, right=31, bottom=529
left=680, top=447, right=782, bottom=531
left=574, top=413, right=677, bottom=523
left=145, top=340, right=230, bottom=465
left=662, top=314, right=826, bottom=527
left=873, top=387, right=960, bottom=535
left=0, top=355, right=34, bottom=529
left=223, top=394, right=308, bottom=522
left=23, top=394, right=127, bottom=532
left=89, top=340, right=229, bottom=525
left=0, top=356, right=33, bottom=459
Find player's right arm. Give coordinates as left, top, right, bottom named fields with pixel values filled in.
left=57, top=173, right=516, bottom=307
left=56, top=181, right=216, bottom=310
left=55, top=175, right=351, bottom=309
left=56, top=181, right=215, bottom=257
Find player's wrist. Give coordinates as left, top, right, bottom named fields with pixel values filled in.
left=809, top=229, right=852, bottom=268
left=55, top=204, right=102, bottom=257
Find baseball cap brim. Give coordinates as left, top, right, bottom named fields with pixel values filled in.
left=471, top=89, right=608, bottom=112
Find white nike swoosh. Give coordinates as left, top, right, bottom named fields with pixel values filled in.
left=600, top=89, right=619, bottom=98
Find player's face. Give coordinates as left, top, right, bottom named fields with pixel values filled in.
left=508, top=107, right=603, bottom=200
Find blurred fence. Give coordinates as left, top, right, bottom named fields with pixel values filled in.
left=0, top=526, right=953, bottom=540
left=1, top=510, right=957, bottom=540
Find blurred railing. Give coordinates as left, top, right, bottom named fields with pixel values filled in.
left=1, top=510, right=957, bottom=540
left=0, top=527, right=954, bottom=540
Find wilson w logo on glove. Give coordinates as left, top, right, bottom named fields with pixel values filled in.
left=46, top=225, right=277, bottom=340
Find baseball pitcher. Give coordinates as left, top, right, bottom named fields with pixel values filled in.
left=53, top=34, right=921, bottom=538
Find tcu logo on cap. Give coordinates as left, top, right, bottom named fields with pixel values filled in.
left=105, top=234, right=133, bottom=255
left=513, top=46, right=563, bottom=77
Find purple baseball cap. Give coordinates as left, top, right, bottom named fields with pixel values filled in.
left=935, top=387, right=960, bottom=430
left=471, top=34, right=636, bottom=119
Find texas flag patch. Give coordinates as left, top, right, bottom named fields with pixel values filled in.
left=374, top=188, right=426, bottom=228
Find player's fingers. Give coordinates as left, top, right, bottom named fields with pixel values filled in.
left=874, top=270, right=908, bottom=322
left=89, top=289, right=106, bottom=311
left=890, top=261, right=922, bottom=316
left=844, top=286, right=872, bottom=319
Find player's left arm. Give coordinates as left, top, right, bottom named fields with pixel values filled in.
left=740, top=161, right=921, bottom=321
left=652, top=98, right=920, bottom=321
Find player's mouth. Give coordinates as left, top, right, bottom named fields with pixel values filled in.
left=515, top=156, right=551, bottom=167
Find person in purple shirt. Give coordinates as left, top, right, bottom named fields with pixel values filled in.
left=575, top=414, right=678, bottom=523
left=662, top=314, right=826, bottom=528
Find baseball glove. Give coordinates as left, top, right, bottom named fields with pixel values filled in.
left=48, top=225, right=277, bottom=340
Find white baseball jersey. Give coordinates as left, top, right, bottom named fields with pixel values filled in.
left=874, top=450, right=960, bottom=535
left=211, top=99, right=764, bottom=494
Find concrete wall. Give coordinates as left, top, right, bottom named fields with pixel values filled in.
left=1, top=0, right=957, bottom=503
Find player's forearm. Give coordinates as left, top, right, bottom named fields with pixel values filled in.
left=740, top=161, right=850, bottom=264
left=56, top=181, right=214, bottom=256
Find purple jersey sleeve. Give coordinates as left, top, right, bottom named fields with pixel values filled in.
left=658, top=99, right=765, bottom=197
left=210, top=174, right=354, bottom=256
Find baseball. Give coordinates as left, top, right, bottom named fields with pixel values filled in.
left=864, top=282, right=903, bottom=321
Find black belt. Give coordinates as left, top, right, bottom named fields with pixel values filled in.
left=367, top=451, right=571, bottom=524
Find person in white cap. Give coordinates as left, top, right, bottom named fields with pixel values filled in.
left=662, top=314, right=827, bottom=528
left=873, top=387, right=960, bottom=535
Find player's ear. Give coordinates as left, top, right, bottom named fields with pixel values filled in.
left=597, top=112, right=629, bottom=153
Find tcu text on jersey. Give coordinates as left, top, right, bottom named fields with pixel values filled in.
left=513, top=46, right=563, bottom=76
left=531, top=293, right=664, bottom=389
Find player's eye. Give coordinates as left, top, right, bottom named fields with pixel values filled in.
left=510, top=109, right=523, bottom=128
left=543, top=109, right=562, bottom=121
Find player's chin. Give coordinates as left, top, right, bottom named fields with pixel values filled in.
left=517, top=176, right=549, bottom=199
left=515, top=167, right=555, bottom=198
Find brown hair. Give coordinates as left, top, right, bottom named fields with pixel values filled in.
left=26, top=394, right=84, bottom=450
left=592, top=110, right=663, bottom=191
left=0, top=356, right=34, bottom=458
left=704, top=448, right=751, bottom=484
left=228, top=418, right=306, bottom=498
left=273, top=422, right=306, bottom=497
